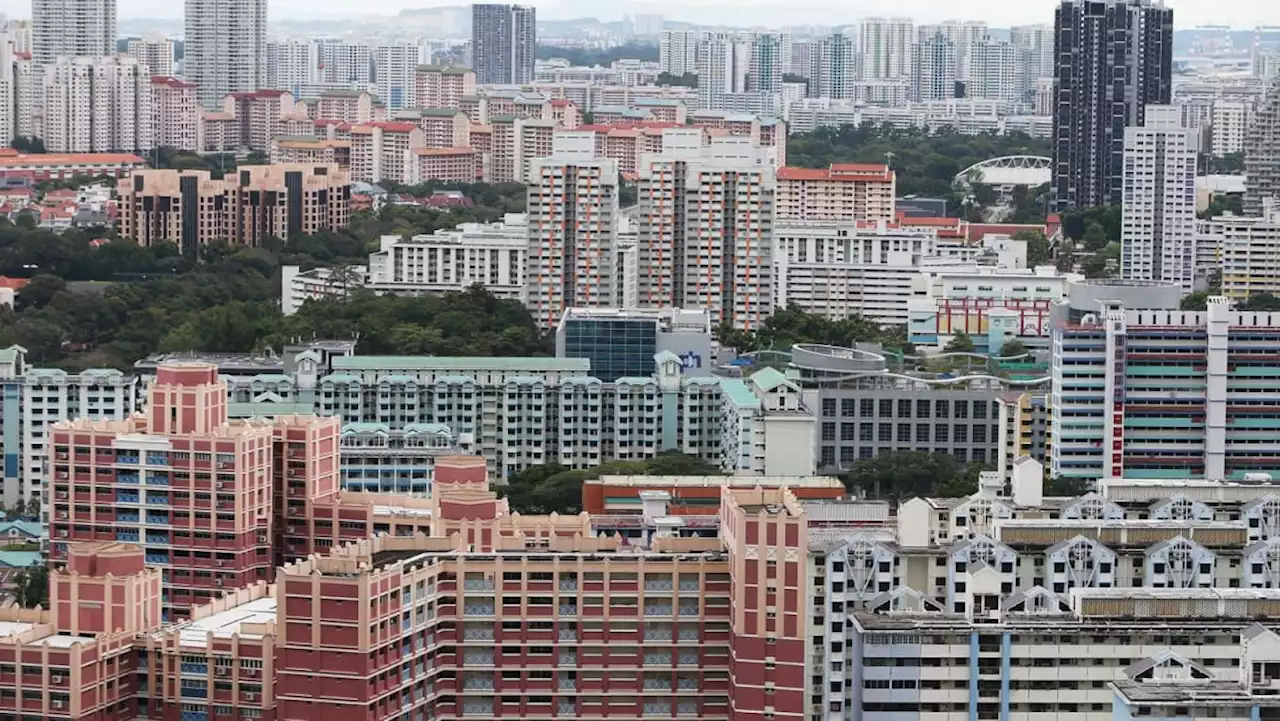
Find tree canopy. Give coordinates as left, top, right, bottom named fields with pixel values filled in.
left=535, top=43, right=659, bottom=65
left=503, top=452, right=723, bottom=515
left=656, top=72, right=697, bottom=88
left=0, top=183, right=551, bottom=370
left=839, top=451, right=991, bottom=500
left=786, top=126, right=1051, bottom=207
left=715, top=306, right=913, bottom=356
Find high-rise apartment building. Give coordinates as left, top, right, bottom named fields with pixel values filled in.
left=1010, top=22, right=1055, bottom=87
left=150, top=76, right=200, bottom=152
left=1051, top=0, right=1174, bottom=211
left=1120, top=105, right=1199, bottom=290
left=525, top=133, right=619, bottom=328
left=816, top=33, right=857, bottom=100
left=0, top=33, right=15, bottom=144
left=748, top=32, right=785, bottom=94
left=471, top=3, right=536, bottom=85
left=859, top=17, right=914, bottom=80
left=775, top=162, right=897, bottom=222
left=374, top=44, right=422, bottom=111
left=124, top=36, right=175, bottom=75
left=184, top=0, right=268, bottom=107
left=317, top=40, right=372, bottom=86
left=967, top=41, right=1023, bottom=103
left=1210, top=100, right=1251, bottom=157
left=1246, top=84, right=1280, bottom=215
left=695, top=32, right=751, bottom=110
left=659, top=29, right=699, bottom=77
left=910, top=31, right=958, bottom=102
left=414, top=64, right=476, bottom=110
left=917, top=20, right=988, bottom=81
left=42, top=56, right=153, bottom=154
left=636, top=130, right=776, bottom=330
left=31, top=0, right=116, bottom=66
left=265, top=40, right=318, bottom=94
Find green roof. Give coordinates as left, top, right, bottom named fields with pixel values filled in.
left=344, top=422, right=391, bottom=433
left=332, top=356, right=589, bottom=373
left=419, top=107, right=463, bottom=117
left=227, top=401, right=315, bottom=418
left=0, top=551, right=42, bottom=568
left=750, top=367, right=798, bottom=393
left=0, top=521, right=42, bottom=538
left=720, top=379, right=761, bottom=410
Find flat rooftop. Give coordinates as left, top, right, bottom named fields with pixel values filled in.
left=0, top=622, right=34, bottom=638
left=29, top=634, right=87, bottom=648
left=179, top=596, right=277, bottom=647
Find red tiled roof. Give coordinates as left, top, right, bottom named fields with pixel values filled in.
left=0, top=277, right=30, bottom=291
left=550, top=99, right=574, bottom=107
left=369, top=122, right=418, bottom=133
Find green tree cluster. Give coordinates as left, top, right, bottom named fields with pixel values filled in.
left=535, top=43, right=659, bottom=65
left=503, top=452, right=722, bottom=515
left=786, top=126, right=1051, bottom=208
left=11, top=563, right=47, bottom=608
left=656, top=72, right=697, bottom=88
left=839, top=451, right=991, bottom=499
left=9, top=137, right=45, bottom=153
left=715, top=306, right=913, bottom=356
left=1012, top=229, right=1051, bottom=267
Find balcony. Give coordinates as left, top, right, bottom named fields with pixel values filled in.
left=558, top=604, right=577, bottom=616
left=463, top=578, right=494, bottom=591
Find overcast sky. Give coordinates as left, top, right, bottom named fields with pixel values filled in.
left=2, top=0, right=1277, bottom=29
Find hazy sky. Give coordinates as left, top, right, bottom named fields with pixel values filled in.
left=2, top=0, right=1277, bottom=28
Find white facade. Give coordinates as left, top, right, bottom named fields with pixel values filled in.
left=719, top=369, right=816, bottom=477
left=42, top=56, right=153, bottom=153
left=1010, top=23, right=1054, bottom=84
left=910, top=32, right=958, bottom=102
left=859, top=17, right=914, bottom=80
left=317, top=40, right=372, bottom=87
left=124, top=37, right=175, bottom=76
left=374, top=44, right=422, bottom=111
left=658, top=30, right=698, bottom=77
left=265, top=41, right=318, bottom=93
left=185, top=0, right=268, bottom=107
left=0, top=33, right=14, bottom=144
left=31, top=0, right=116, bottom=67
left=525, top=133, right=620, bottom=328
left=816, top=33, right=858, bottom=100
left=1211, top=100, right=1251, bottom=157
left=916, top=20, right=988, bottom=81
left=636, top=129, right=777, bottom=330
left=1203, top=211, right=1280, bottom=299
left=695, top=32, right=752, bottom=110
left=1121, top=105, right=1200, bottom=291
left=151, top=78, right=200, bottom=152
left=967, top=42, right=1023, bottom=103
left=367, top=214, right=528, bottom=300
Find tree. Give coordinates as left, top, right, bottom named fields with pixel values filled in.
left=944, top=332, right=976, bottom=354
left=999, top=339, right=1028, bottom=358
left=22, top=496, right=38, bottom=520
left=840, top=451, right=962, bottom=499
left=9, top=137, right=45, bottom=153
left=656, top=72, right=697, bottom=88
left=1081, top=222, right=1109, bottom=251
left=16, top=274, right=67, bottom=310
left=1012, top=230, right=1051, bottom=267
left=503, top=453, right=722, bottom=515
left=535, top=43, right=659, bottom=65
left=11, top=563, right=48, bottom=608
left=1045, top=475, right=1092, bottom=497
left=1180, top=292, right=1210, bottom=311
left=1241, top=292, right=1280, bottom=311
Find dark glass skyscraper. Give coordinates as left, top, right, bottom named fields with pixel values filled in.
left=1051, top=0, right=1173, bottom=211
left=471, top=3, right=536, bottom=85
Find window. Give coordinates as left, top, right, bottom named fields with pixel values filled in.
left=878, top=400, right=893, bottom=417
left=841, top=399, right=856, bottom=418
left=897, top=400, right=912, bottom=418
left=954, top=402, right=968, bottom=419
left=840, top=423, right=856, bottom=442
left=916, top=424, right=930, bottom=442
left=935, top=425, right=949, bottom=443
left=878, top=424, right=892, bottom=442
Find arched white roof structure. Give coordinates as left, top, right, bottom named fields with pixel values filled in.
left=955, top=155, right=1052, bottom=187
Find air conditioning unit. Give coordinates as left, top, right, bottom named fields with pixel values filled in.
left=215, top=579, right=224, bottom=587
left=216, top=560, right=225, bottom=567
left=215, top=667, right=228, bottom=676
left=257, top=535, right=267, bottom=543
left=52, top=700, right=64, bottom=709
left=52, top=675, right=63, bottom=683
left=215, top=482, right=225, bottom=489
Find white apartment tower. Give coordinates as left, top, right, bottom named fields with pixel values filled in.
left=659, top=30, right=699, bottom=77
left=525, top=133, right=620, bottom=329
left=859, top=17, right=914, bottom=80
left=32, top=0, right=116, bottom=67
left=42, top=56, right=153, bottom=153
left=696, top=32, right=751, bottom=110
left=125, top=37, right=175, bottom=76
left=151, top=77, right=200, bottom=152
left=0, top=33, right=14, bottom=144
left=1010, top=23, right=1055, bottom=84
left=375, top=44, right=422, bottom=111
left=636, top=129, right=777, bottom=330
left=917, top=20, right=988, bottom=81
left=265, top=41, right=317, bottom=93
left=184, top=0, right=268, bottom=107
left=967, top=42, right=1023, bottom=103
left=817, top=33, right=858, bottom=100
left=910, top=32, right=957, bottom=102
left=1211, top=100, right=1251, bottom=157
left=1121, top=105, right=1200, bottom=291
left=318, top=40, right=373, bottom=86
left=748, top=33, right=786, bottom=93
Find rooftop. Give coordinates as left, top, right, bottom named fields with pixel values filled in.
left=330, top=356, right=590, bottom=373
left=178, top=596, right=277, bottom=647
left=0, top=622, right=35, bottom=638
left=29, top=634, right=88, bottom=648
left=0, top=152, right=146, bottom=167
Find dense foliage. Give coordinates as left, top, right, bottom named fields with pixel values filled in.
left=11, top=563, right=48, bottom=609
left=715, top=306, right=913, bottom=356
left=839, top=451, right=991, bottom=499
left=503, top=453, right=723, bottom=515
left=9, top=137, right=45, bottom=153
left=0, top=184, right=549, bottom=370
left=786, top=126, right=1051, bottom=203
left=535, top=43, right=659, bottom=65
left=656, top=72, right=697, bottom=88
